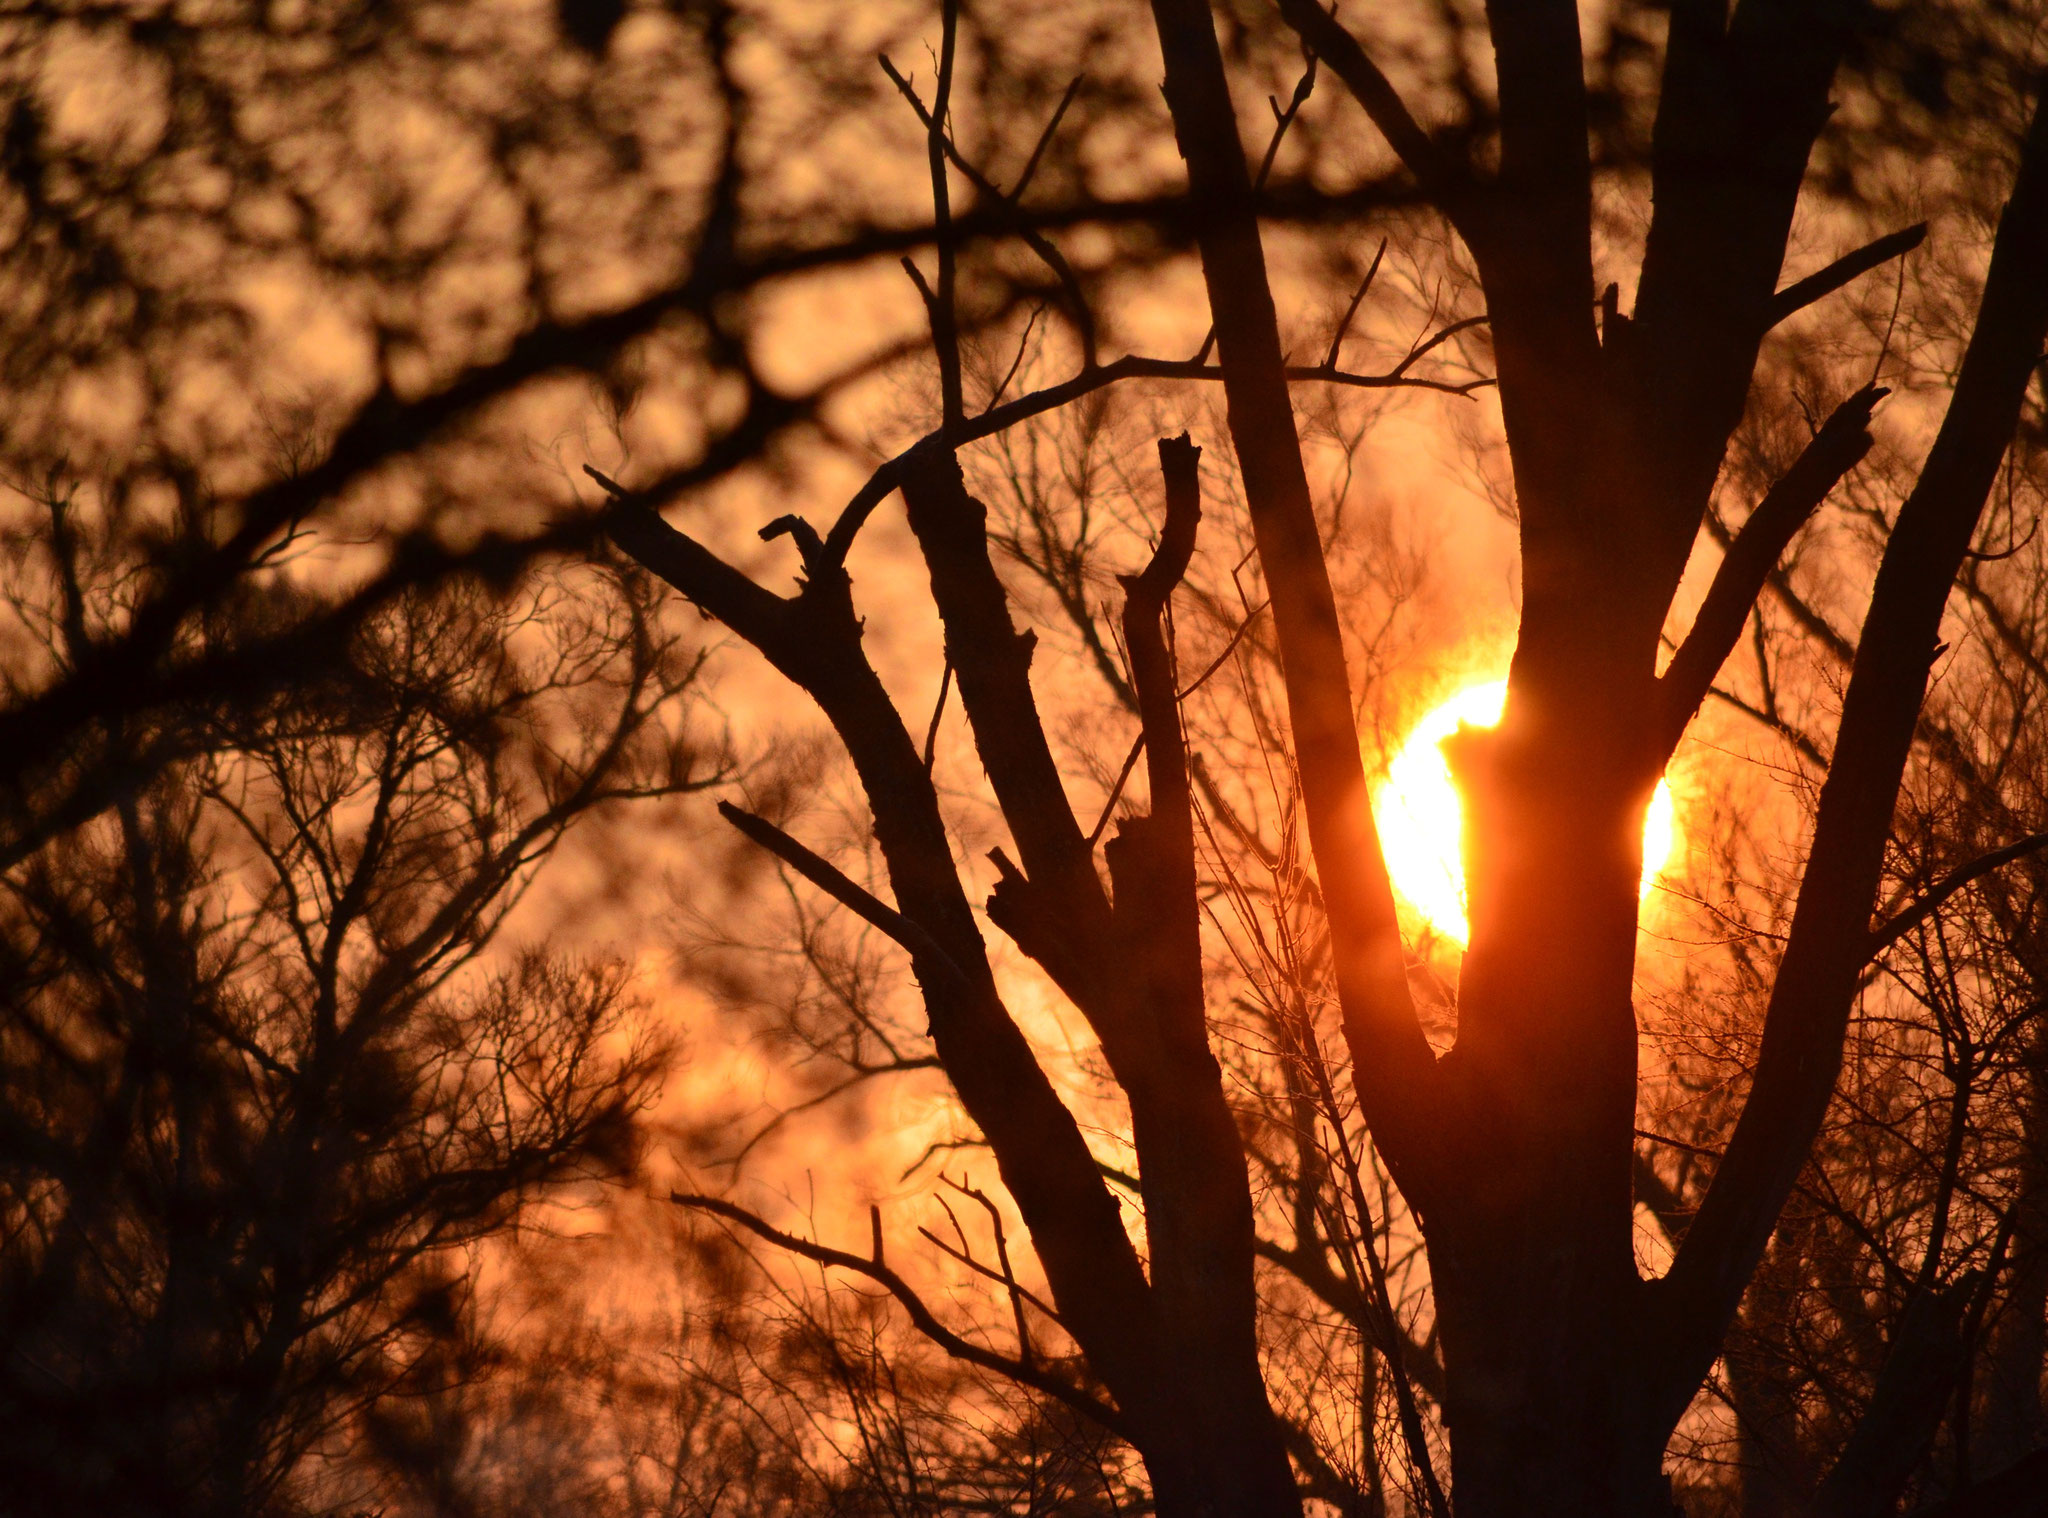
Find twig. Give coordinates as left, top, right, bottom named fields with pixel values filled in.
left=880, top=51, right=1098, bottom=368
left=1192, top=51, right=1318, bottom=364
left=672, top=1190, right=1124, bottom=1432
left=914, top=1225, right=1064, bottom=1331
left=1254, top=52, right=1320, bottom=190
left=922, top=661, right=953, bottom=769
left=940, top=1171, right=1055, bottom=1360
left=1178, top=600, right=1270, bottom=700
left=1323, top=239, right=1387, bottom=371
left=716, top=801, right=973, bottom=998
left=884, top=2, right=964, bottom=426
left=825, top=350, right=1494, bottom=562
left=988, top=304, right=1046, bottom=409
left=1384, top=313, right=1489, bottom=380
left=1012, top=75, right=1083, bottom=203
left=1087, top=731, right=1148, bottom=846
left=1869, top=832, right=2048, bottom=957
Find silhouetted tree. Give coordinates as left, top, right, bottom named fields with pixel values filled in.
left=597, top=1, right=2048, bottom=1515
left=0, top=491, right=713, bottom=1518
left=6, top=0, right=2048, bottom=1513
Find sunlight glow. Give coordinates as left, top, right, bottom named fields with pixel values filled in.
left=1372, top=681, right=1678, bottom=945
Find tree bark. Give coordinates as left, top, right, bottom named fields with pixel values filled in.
left=1428, top=1230, right=1676, bottom=1518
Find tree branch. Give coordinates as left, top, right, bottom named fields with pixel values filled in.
left=1658, top=384, right=1887, bottom=756
left=613, top=478, right=1165, bottom=1418
left=602, top=500, right=798, bottom=659
left=879, top=51, right=1098, bottom=366
left=1272, top=0, right=1476, bottom=237
left=716, top=801, right=974, bottom=999
left=1631, top=0, right=1861, bottom=559
left=823, top=349, right=1492, bottom=563
left=897, top=444, right=1103, bottom=912
left=672, top=1191, right=1126, bottom=1434
left=1869, top=832, right=2048, bottom=958
left=1764, top=224, right=1929, bottom=331
left=1118, top=433, right=1204, bottom=836
left=1811, top=1277, right=1978, bottom=1518
left=1901, top=1445, right=2048, bottom=1518
left=1102, top=430, right=1207, bottom=1050
left=1147, top=0, right=1443, bottom=1206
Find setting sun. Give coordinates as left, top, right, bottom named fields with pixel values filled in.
left=1372, top=681, right=1677, bottom=944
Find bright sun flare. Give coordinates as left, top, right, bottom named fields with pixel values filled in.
left=1371, top=681, right=1677, bottom=945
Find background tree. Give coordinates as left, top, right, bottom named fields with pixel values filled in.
left=0, top=487, right=714, bottom=1518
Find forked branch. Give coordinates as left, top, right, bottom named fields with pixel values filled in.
left=1119, top=433, right=1205, bottom=833
left=880, top=50, right=1098, bottom=365
left=610, top=463, right=1164, bottom=1418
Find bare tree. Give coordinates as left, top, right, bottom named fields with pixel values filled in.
left=596, top=1, right=2048, bottom=1514
left=1631, top=252, right=2048, bottom=1514
left=6, top=0, right=2048, bottom=1512
left=0, top=493, right=714, bottom=1518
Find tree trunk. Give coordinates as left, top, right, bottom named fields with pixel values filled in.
left=1119, top=1063, right=1304, bottom=1518
left=1137, top=1392, right=1304, bottom=1518
left=1433, top=649, right=1669, bottom=1518
left=1430, top=1200, right=1675, bottom=1518
left=1106, top=440, right=1306, bottom=1518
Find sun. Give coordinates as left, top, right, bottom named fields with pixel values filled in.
left=1371, top=680, right=1677, bottom=945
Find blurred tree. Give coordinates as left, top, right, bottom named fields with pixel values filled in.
left=0, top=0, right=1216, bottom=867
left=0, top=493, right=714, bottom=1518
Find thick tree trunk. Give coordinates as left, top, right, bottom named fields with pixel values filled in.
left=1437, top=1357, right=1673, bottom=1518
left=1429, top=1179, right=1674, bottom=1518
left=1137, top=1392, right=1303, bottom=1518
left=1434, top=647, right=1668, bottom=1518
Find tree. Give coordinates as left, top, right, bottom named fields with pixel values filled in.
left=0, top=2, right=1386, bottom=1510
left=0, top=0, right=1166, bottom=866
left=1634, top=257, right=2048, bottom=1516
left=4, top=0, right=2047, bottom=1512
left=594, top=1, right=2048, bottom=1515
left=0, top=490, right=713, bottom=1517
